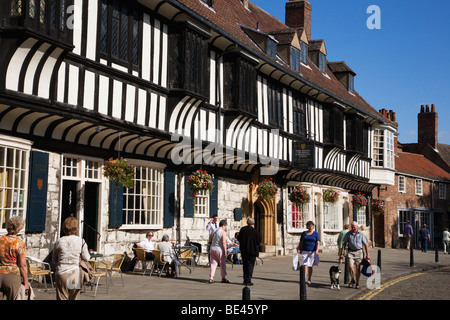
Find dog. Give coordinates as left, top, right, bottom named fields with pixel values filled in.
left=329, top=266, right=341, bottom=290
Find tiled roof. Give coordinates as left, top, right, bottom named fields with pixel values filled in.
left=175, top=0, right=396, bottom=126
left=396, top=151, right=450, bottom=181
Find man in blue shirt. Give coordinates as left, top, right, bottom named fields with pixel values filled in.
left=339, top=221, right=370, bottom=289
left=404, top=221, right=413, bottom=250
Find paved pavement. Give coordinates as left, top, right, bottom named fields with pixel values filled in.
left=32, top=247, right=450, bottom=302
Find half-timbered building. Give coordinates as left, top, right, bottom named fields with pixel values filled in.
left=0, top=0, right=397, bottom=259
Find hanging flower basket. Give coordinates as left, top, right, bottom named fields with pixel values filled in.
left=257, top=178, right=278, bottom=201
left=288, top=185, right=310, bottom=208
left=187, top=170, right=214, bottom=198
left=372, top=200, right=385, bottom=216
left=323, top=188, right=339, bottom=204
left=103, top=157, right=135, bottom=189
left=352, top=192, right=368, bottom=208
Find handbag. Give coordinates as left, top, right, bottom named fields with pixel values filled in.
left=292, top=253, right=299, bottom=270
left=79, top=241, right=94, bottom=284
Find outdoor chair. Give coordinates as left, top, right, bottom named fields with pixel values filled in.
left=132, top=247, right=152, bottom=276
left=177, top=247, right=195, bottom=274
left=97, top=253, right=125, bottom=286
left=86, top=260, right=109, bottom=297
left=149, top=250, right=168, bottom=277
left=26, top=257, right=54, bottom=291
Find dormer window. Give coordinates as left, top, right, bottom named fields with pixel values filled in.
left=319, top=53, right=327, bottom=73
left=291, top=47, right=301, bottom=72
left=267, top=38, right=277, bottom=58
left=300, top=42, right=308, bottom=64
left=348, top=75, right=354, bottom=93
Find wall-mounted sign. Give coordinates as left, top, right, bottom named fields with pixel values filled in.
left=292, top=140, right=315, bottom=169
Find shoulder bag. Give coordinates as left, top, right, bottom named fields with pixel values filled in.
left=79, top=241, right=94, bottom=284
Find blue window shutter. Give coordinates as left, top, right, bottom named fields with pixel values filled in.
left=353, top=206, right=357, bottom=222
left=184, top=174, right=194, bottom=217
left=109, top=180, right=123, bottom=228
left=209, top=178, right=218, bottom=218
left=26, top=151, right=49, bottom=232
left=164, top=170, right=176, bottom=227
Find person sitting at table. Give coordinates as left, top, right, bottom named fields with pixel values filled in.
left=158, top=235, right=178, bottom=277
left=227, top=232, right=241, bottom=264
left=130, top=232, right=155, bottom=270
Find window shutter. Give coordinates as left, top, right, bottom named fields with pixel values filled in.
left=26, top=151, right=49, bottom=233
left=353, top=205, right=357, bottom=222
left=209, top=178, right=218, bottom=218
left=184, top=174, right=194, bottom=217
left=164, top=170, right=176, bottom=227
left=109, top=180, right=123, bottom=228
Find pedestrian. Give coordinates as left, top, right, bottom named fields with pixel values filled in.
left=337, top=224, right=350, bottom=257
left=208, top=219, right=230, bottom=284
left=0, top=216, right=29, bottom=300
left=339, top=221, right=370, bottom=289
left=419, top=224, right=430, bottom=252
left=52, top=216, right=90, bottom=300
left=442, top=227, right=449, bottom=254
left=296, top=221, right=320, bottom=286
left=404, top=221, right=413, bottom=250
left=237, top=218, right=262, bottom=286
left=206, top=214, right=219, bottom=236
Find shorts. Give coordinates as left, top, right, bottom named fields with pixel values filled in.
left=348, top=249, right=363, bottom=266
left=301, top=251, right=319, bottom=267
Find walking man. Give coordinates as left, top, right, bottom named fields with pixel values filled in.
left=404, top=221, right=413, bottom=250
left=237, top=218, right=261, bottom=286
left=339, top=221, right=370, bottom=289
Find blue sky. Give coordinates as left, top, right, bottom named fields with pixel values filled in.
left=251, top=0, right=450, bottom=145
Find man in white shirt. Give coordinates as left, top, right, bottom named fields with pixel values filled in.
left=206, top=214, right=219, bottom=236
left=131, top=232, right=155, bottom=271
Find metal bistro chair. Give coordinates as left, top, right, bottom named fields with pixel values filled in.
left=97, top=253, right=125, bottom=287
left=177, top=247, right=195, bottom=274
left=150, top=250, right=169, bottom=277
left=87, top=260, right=109, bottom=297
left=26, top=257, right=54, bottom=291
left=132, top=247, right=152, bottom=276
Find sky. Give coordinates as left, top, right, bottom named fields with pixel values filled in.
left=251, top=0, right=450, bottom=145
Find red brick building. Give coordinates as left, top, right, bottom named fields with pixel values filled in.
left=373, top=105, right=450, bottom=248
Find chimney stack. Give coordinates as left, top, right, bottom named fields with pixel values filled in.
left=418, top=104, right=438, bottom=149
left=285, top=0, right=312, bottom=41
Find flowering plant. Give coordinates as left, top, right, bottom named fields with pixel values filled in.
left=187, top=170, right=214, bottom=198
left=103, top=157, right=135, bottom=189
left=323, top=188, right=339, bottom=204
left=352, top=192, right=368, bottom=208
left=288, top=185, right=310, bottom=207
left=257, top=178, right=278, bottom=201
left=372, top=200, right=385, bottom=216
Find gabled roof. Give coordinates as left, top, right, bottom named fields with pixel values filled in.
left=173, top=0, right=396, bottom=126
left=328, top=61, right=356, bottom=76
left=308, top=39, right=327, bottom=55
left=396, top=151, right=450, bottom=181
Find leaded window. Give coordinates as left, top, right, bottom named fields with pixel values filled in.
left=99, top=0, right=141, bottom=69
left=293, top=95, right=306, bottom=137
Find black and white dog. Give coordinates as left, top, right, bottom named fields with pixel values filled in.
left=329, top=266, right=341, bottom=290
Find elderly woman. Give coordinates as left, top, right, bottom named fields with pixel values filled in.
left=52, top=216, right=90, bottom=300
left=157, top=234, right=178, bottom=277
left=0, top=216, right=29, bottom=300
